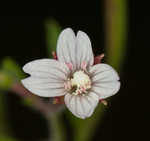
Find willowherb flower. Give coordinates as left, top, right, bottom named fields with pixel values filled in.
left=21, top=28, right=120, bottom=119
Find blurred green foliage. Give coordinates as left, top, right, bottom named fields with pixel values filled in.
left=45, top=19, right=61, bottom=58
left=0, top=58, right=23, bottom=140
left=0, top=57, right=24, bottom=90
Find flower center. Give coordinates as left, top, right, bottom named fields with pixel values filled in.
left=64, top=70, right=91, bottom=95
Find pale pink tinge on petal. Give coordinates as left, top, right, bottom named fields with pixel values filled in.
left=23, top=59, right=70, bottom=81
left=56, top=28, right=77, bottom=70
left=76, top=31, right=94, bottom=69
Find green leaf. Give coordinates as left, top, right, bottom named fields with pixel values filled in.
left=45, top=19, right=61, bottom=58
left=1, top=57, right=24, bottom=80
left=0, top=70, right=13, bottom=90
left=0, top=57, right=24, bottom=90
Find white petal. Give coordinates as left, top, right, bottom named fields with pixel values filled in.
left=90, top=63, right=120, bottom=99
left=76, top=31, right=94, bottom=68
left=56, top=28, right=77, bottom=70
left=92, top=81, right=120, bottom=99
left=23, top=59, right=70, bottom=81
left=22, top=59, right=69, bottom=97
left=64, top=94, right=77, bottom=116
left=22, top=77, right=66, bottom=97
left=64, top=92, right=99, bottom=119
left=89, top=63, right=120, bottom=82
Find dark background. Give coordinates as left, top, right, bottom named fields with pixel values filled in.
left=0, top=1, right=149, bottom=141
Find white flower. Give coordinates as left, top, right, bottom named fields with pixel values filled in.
left=21, top=28, right=120, bottom=119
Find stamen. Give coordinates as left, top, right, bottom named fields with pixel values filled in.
left=81, top=61, right=87, bottom=70
left=69, top=70, right=91, bottom=95
left=64, top=81, right=71, bottom=90
left=80, top=86, right=87, bottom=93
left=66, top=63, right=73, bottom=70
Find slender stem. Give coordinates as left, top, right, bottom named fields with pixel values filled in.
left=105, top=0, right=127, bottom=71
left=11, top=82, right=64, bottom=117
left=11, top=82, right=66, bottom=141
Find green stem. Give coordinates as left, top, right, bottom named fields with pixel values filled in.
left=105, top=0, right=127, bottom=71
left=48, top=113, right=66, bottom=141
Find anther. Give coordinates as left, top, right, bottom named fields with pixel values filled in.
left=81, top=62, right=87, bottom=70
left=66, top=63, right=73, bottom=70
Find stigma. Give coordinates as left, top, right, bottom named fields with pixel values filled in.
left=64, top=70, right=91, bottom=95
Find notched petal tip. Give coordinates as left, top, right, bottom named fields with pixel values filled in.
left=22, top=62, right=30, bottom=73
left=77, top=30, right=86, bottom=36
left=59, top=28, right=74, bottom=37
left=77, top=30, right=91, bottom=44
left=76, top=30, right=94, bottom=67
left=21, top=77, right=66, bottom=98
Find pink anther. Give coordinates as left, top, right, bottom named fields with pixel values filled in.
left=66, top=63, right=73, bottom=70
left=76, top=89, right=82, bottom=95
left=64, top=81, right=71, bottom=90
left=80, top=86, right=86, bottom=93
left=64, top=83, right=68, bottom=90
left=81, top=62, right=87, bottom=70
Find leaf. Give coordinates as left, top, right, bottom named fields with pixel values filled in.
left=0, top=57, right=24, bottom=90
left=0, top=70, right=13, bottom=90
left=1, top=57, right=24, bottom=80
